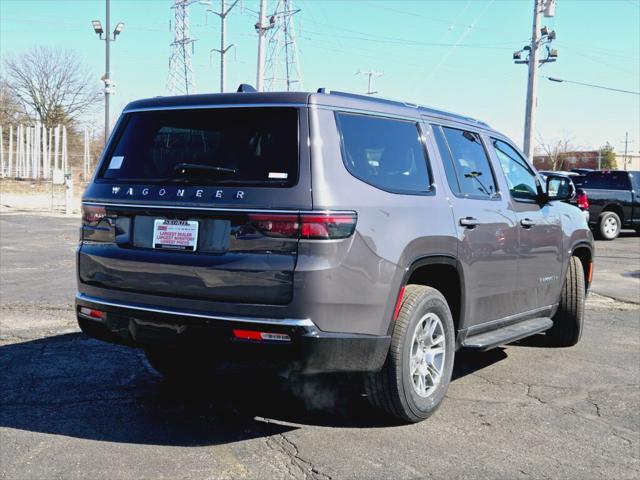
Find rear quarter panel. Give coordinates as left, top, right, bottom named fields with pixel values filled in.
left=304, top=107, right=457, bottom=336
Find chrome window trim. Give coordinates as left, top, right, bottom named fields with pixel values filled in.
left=76, top=293, right=315, bottom=327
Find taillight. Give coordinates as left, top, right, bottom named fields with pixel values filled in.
left=300, top=213, right=357, bottom=239
left=248, top=212, right=357, bottom=239
left=577, top=192, right=589, bottom=210
left=82, top=205, right=106, bottom=226
left=247, top=214, right=299, bottom=238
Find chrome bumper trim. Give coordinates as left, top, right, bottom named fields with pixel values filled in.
left=75, top=293, right=315, bottom=328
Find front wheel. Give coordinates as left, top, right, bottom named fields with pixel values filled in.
left=364, top=285, right=455, bottom=423
left=544, top=256, right=585, bottom=347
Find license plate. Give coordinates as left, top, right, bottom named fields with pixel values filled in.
left=153, top=219, right=199, bottom=251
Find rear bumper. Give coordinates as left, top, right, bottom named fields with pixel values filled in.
left=75, top=293, right=390, bottom=374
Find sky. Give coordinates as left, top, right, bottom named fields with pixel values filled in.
left=1, top=0, right=639, bottom=153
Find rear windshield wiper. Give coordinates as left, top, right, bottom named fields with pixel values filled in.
left=172, top=163, right=237, bottom=178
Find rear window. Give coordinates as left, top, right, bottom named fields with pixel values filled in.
left=99, top=107, right=299, bottom=186
left=335, top=112, right=432, bottom=194
left=580, top=172, right=631, bottom=190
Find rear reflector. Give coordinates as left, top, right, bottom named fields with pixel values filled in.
left=233, top=329, right=291, bottom=342
left=79, top=307, right=104, bottom=319
left=392, top=286, right=406, bottom=321
left=248, top=212, right=357, bottom=239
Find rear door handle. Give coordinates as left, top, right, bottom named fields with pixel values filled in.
left=520, top=218, right=536, bottom=228
left=459, top=217, right=480, bottom=228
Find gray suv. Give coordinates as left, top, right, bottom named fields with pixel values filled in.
left=76, top=88, right=594, bottom=423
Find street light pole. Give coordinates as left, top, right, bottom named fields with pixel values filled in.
left=105, top=0, right=111, bottom=142
left=92, top=1, right=123, bottom=143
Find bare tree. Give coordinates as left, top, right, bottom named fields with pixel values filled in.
left=3, top=47, right=99, bottom=128
left=0, top=78, right=30, bottom=126
left=536, top=133, right=575, bottom=171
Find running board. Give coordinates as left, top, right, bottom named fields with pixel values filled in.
left=462, top=317, right=553, bottom=351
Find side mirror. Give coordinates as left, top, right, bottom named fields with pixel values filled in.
left=545, top=174, right=575, bottom=202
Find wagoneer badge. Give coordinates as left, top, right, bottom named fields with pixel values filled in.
left=110, top=186, right=245, bottom=200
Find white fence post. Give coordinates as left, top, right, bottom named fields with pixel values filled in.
left=0, top=125, right=4, bottom=177
left=8, top=125, right=13, bottom=177
left=65, top=173, right=74, bottom=215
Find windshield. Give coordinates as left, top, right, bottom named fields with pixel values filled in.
left=99, top=107, right=299, bottom=186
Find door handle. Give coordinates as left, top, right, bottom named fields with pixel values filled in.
left=459, top=217, right=480, bottom=228
left=520, top=218, right=536, bottom=228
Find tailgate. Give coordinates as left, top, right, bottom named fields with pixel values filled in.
left=79, top=205, right=299, bottom=305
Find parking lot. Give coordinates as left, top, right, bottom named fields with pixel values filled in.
left=1, top=212, right=639, bottom=480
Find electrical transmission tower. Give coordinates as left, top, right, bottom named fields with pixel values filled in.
left=168, top=0, right=198, bottom=95
left=263, top=0, right=303, bottom=92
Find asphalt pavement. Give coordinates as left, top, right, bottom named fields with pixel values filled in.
left=1, top=213, right=639, bottom=480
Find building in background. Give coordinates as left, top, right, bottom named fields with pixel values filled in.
left=533, top=151, right=640, bottom=171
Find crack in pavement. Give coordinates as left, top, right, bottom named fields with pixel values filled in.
left=263, top=430, right=331, bottom=480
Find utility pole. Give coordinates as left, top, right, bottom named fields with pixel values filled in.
left=513, top=0, right=557, bottom=160
left=209, top=0, right=239, bottom=93
left=91, top=1, right=124, bottom=142
left=357, top=69, right=383, bottom=95
left=621, top=132, right=634, bottom=170
left=255, top=0, right=271, bottom=91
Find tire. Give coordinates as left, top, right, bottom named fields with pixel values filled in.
left=544, top=256, right=585, bottom=347
left=364, top=285, right=455, bottom=423
left=597, top=211, right=621, bottom=240
left=144, top=345, right=217, bottom=380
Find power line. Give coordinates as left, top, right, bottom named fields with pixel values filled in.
left=544, top=76, right=640, bottom=95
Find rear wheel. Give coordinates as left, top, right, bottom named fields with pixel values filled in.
left=544, top=256, right=585, bottom=347
left=598, top=211, right=621, bottom=240
left=364, top=285, right=455, bottom=423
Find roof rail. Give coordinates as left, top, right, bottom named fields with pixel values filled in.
left=321, top=90, right=490, bottom=128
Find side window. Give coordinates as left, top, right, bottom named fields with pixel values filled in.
left=432, top=126, right=461, bottom=195
left=440, top=126, right=498, bottom=198
left=491, top=138, right=539, bottom=200
left=582, top=173, right=631, bottom=190
left=335, top=112, right=431, bottom=194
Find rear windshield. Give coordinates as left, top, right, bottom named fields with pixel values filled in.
left=578, top=172, right=630, bottom=190
left=99, top=107, right=299, bottom=186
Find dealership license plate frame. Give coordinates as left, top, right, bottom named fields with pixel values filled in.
left=152, top=219, right=199, bottom=252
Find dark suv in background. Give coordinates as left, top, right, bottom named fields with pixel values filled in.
left=77, top=88, right=594, bottom=423
left=573, top=170, right=640, bottom=240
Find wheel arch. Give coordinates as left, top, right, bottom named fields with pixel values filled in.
left=569, top=241, right=593, bottom=292
left=601, top=203, right=624, bottom=222
left=390, top=255, right=465, bottom=335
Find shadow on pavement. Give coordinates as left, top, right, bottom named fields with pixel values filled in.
left=0, top=332, right=509, bottom=444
